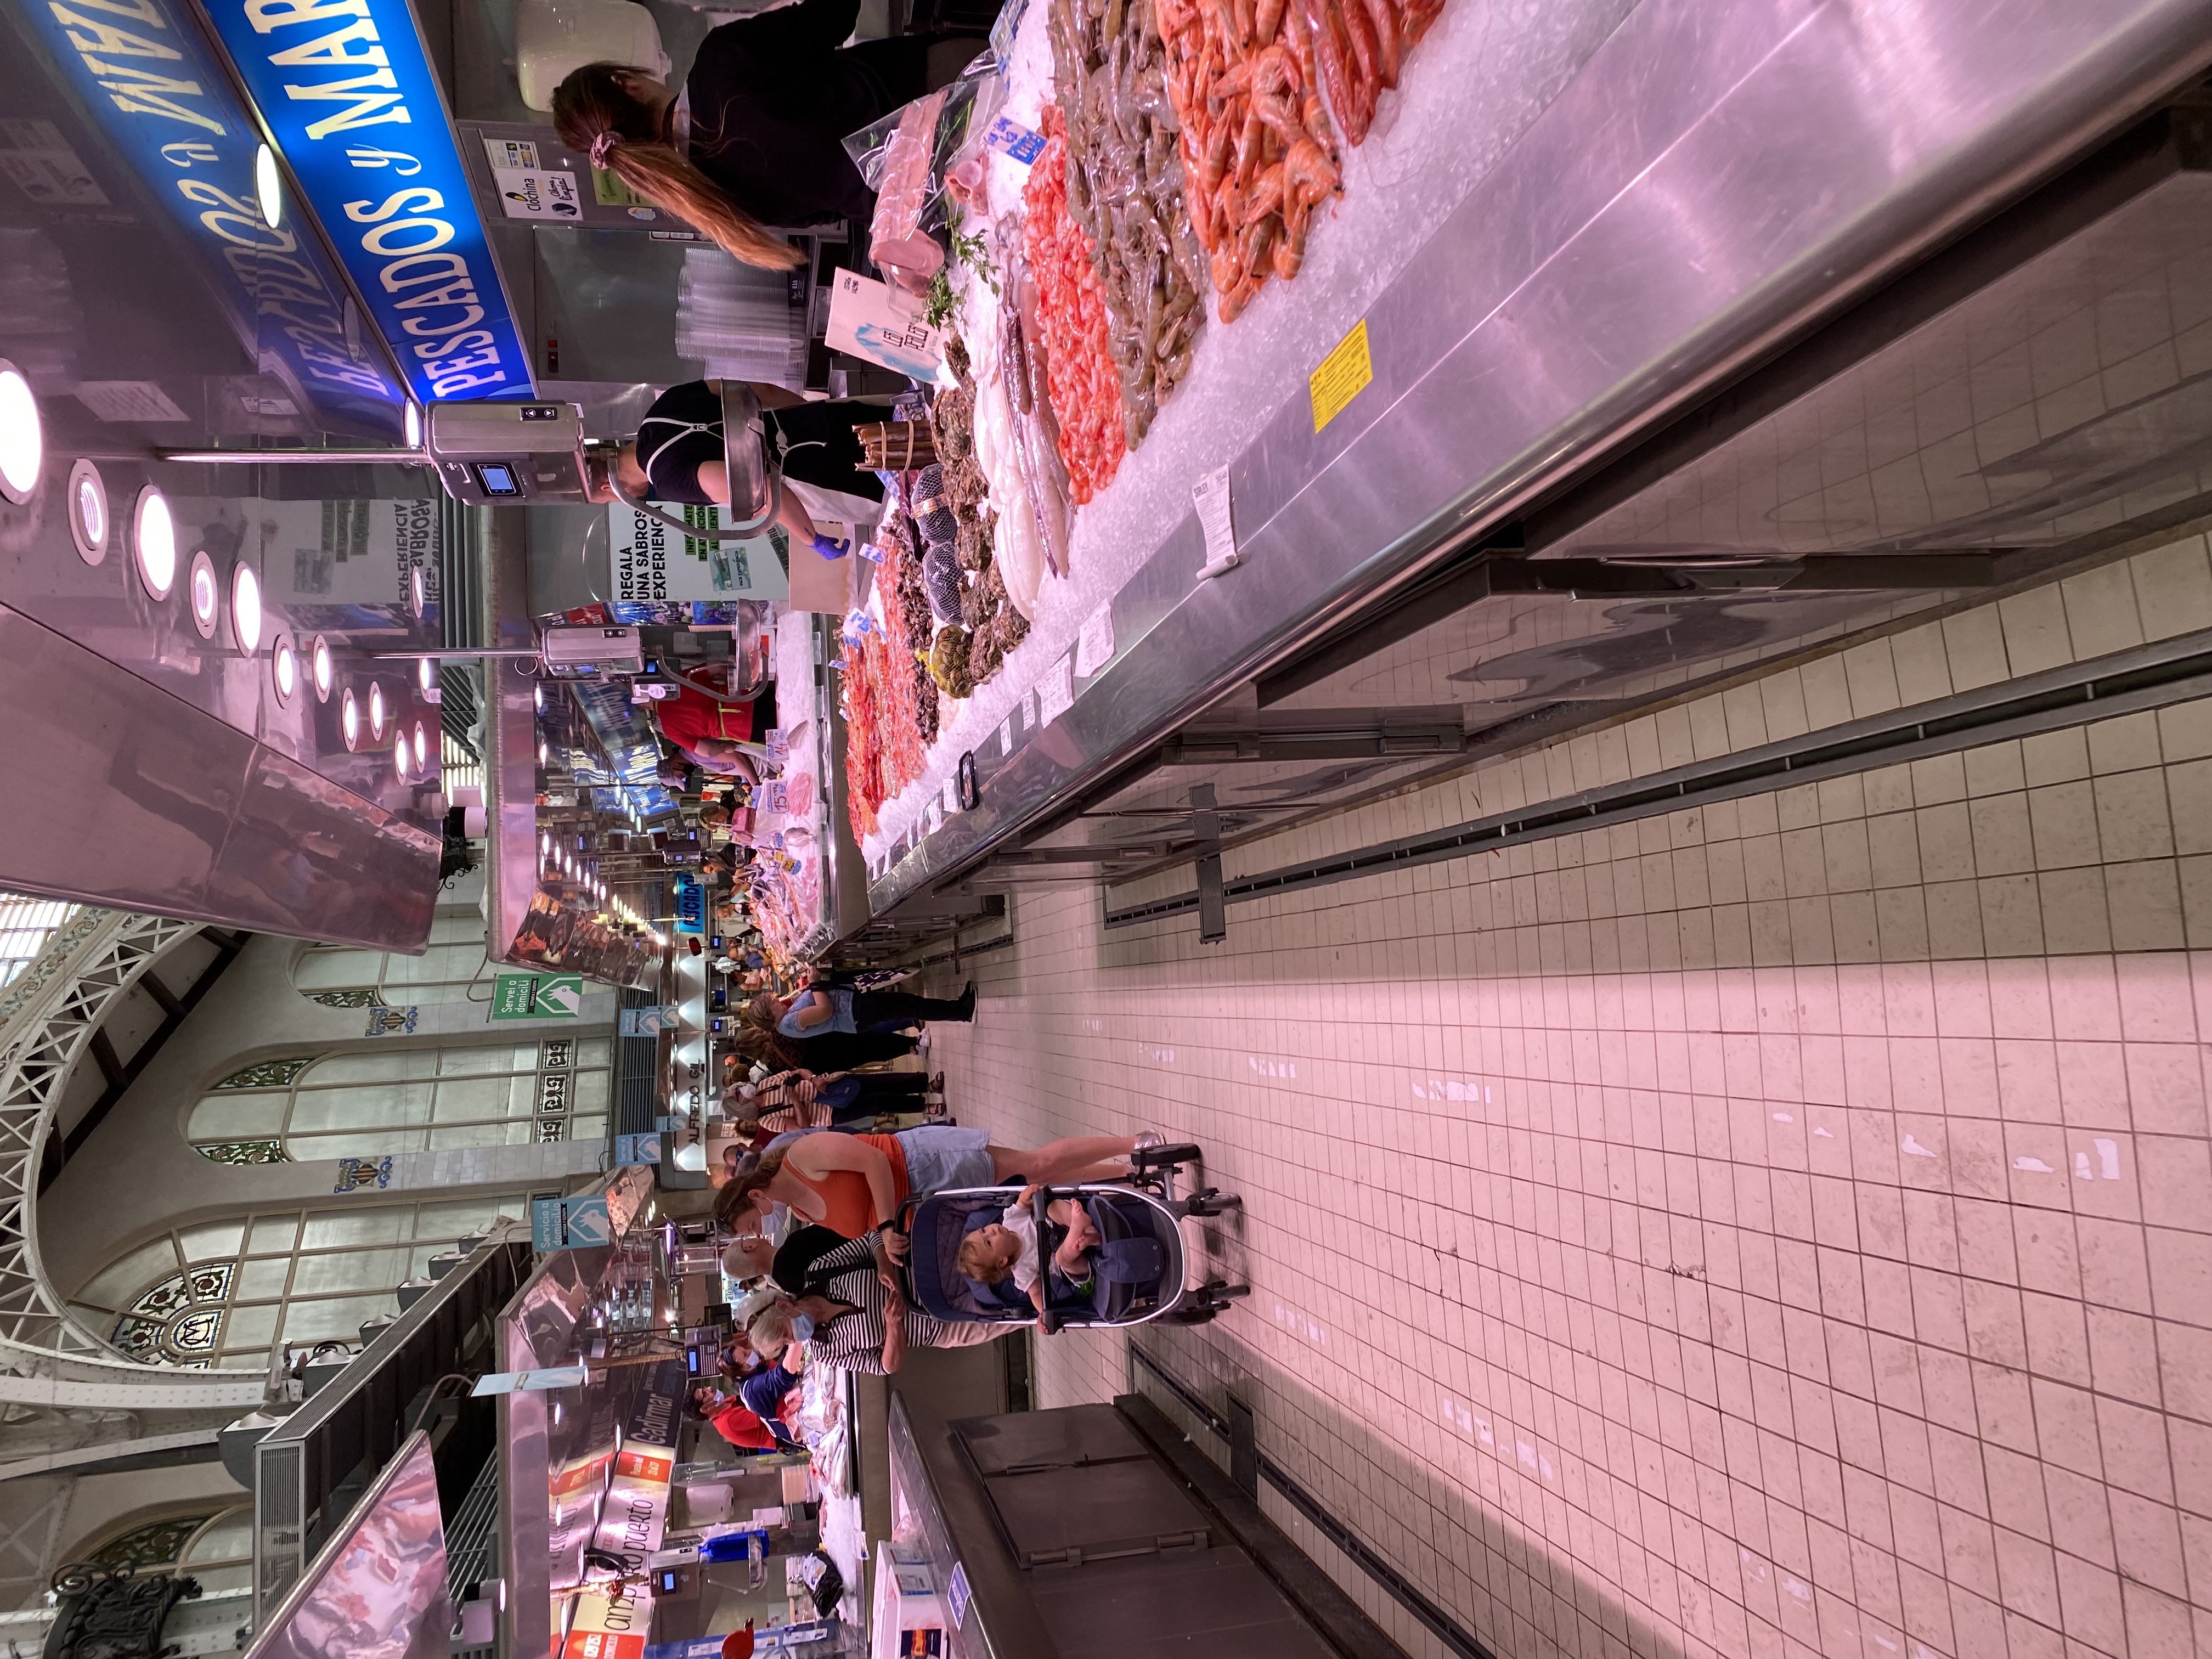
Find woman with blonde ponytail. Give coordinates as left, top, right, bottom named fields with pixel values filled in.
left=551, top=0, right=986, bottom=265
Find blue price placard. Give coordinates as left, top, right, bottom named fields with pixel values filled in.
left=196, top=0, right=535, bottom=405
left=16, top=0, right=403, bottom=431
left=613, top=1132, right=661, bottom=1166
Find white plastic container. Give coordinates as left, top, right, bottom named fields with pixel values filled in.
left=514, top=0, right=670, bottom=112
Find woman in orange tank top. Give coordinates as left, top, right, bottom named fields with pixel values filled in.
left=714, top=1126, right=1164, bottom=1260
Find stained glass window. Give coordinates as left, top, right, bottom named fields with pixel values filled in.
left=74, top=1195, right=535, bottom=1372
left=212, top=1058, right=312, bottom=1090
left=197, top=1140, right=288, bottom=1166
left=188, top=1039, right=611, bottom=1161
left=88, top=1514, right=213, bottom=1571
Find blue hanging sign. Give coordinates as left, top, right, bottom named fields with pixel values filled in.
left=672, top=874, right=705, bottom=935
left=16, top=0, right=403, bottom=432
left=194, top=0, right=536, bottom=405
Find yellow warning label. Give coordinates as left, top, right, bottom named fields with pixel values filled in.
left=1308, top=318, right=1373, bottom=432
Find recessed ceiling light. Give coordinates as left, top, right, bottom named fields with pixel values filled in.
left=272, top=633, right=297, bottom=704
left=538, top=739, right=549, bottom=765
left=188, top=550, right=218, bottom=638
left=133, top=487, right=176, bottom=599
left=230, top=561, right=262, bottom=653
left=67, top=460, right=106, bottom=564
left=341, top=687, right=360, bottom=749
left=408, top=566, right=425, bottom=620
left=417, top=656, right=435, bottom=692
left=396, top=746, right=410, bottom=784
left=0, top=362, right=42, bottom=504
left=369, top=681, right=386, bottom=738
left=311, top=634, right=332, bottom=701
left=253, top=143, right=282, bottom=229
left=533, top=683, right=544, bottom=713
left=404, top=401, right=422, bottom=449
left=413, top=722, right=427, bottom=767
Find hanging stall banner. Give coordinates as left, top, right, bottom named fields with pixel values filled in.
left=672, top=876, right=706, bottom=935
left=13, top=0, right=403, bottom=432
left=196, top=0, right=536, bottom=406
left=607, top=505, right=790, bottom=603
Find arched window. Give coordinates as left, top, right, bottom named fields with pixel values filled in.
left=294, top=912, right=490, bottom=1006
left=69, top=1193, right=535, bottom=1372
left=82, top=1504, right=256, bottom=1595
left=188, top=1039, right=611, bottom=1164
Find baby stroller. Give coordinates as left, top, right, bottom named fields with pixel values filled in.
left=895, top=1141, right=1246, bottom=1334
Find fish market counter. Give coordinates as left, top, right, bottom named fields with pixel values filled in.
left=842, top=0, right=2211, bottom=928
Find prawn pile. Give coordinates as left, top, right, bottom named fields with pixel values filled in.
left=1023, top=106, right=1128, bottom=504
left=1047, top=0, right=1206, bottom=447
left=1159, top=0, right=1441, bottom=320
left=840, top=625, right=928, bottom=840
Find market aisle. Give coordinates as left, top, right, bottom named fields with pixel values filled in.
left=914, top=539, right=2212, bottom=1659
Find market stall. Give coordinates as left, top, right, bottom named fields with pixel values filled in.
left=807, top=0, right=1494, bottom=877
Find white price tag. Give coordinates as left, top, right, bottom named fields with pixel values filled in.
left=1193, top=464, right=1239, bottom=578
left=927, top=800, right=944, bottom=833
left=1023, top=689, right=1039, bottom=730
left=943, top=777, right=960, bottom=816
left=1037, top=654, right=1076, bottom=723
left=1075, top=603, right=1116, bottom=678
left=998, top=715, right=1014, bottom=755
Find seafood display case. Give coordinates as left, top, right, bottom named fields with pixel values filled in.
left=821, top=0, right=2212, bottom=947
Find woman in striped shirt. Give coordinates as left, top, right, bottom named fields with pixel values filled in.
left=725, top=1066, right=945, bottom=1136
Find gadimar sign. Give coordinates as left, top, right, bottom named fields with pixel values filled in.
left=196, top=0, right=534, bottom=404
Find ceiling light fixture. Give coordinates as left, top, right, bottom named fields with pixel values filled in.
left=413, top=723, right=427, bottom=768
left=230, top=561, right=262, bottom=653
left=133, top=487, right=176, bottom=599
left=0, top=362, right=42, bottom=504
left=341, top=687, right=360, bottom=749
left=408, top=566, right=425, bottom=620
left=271, top=633, right=297, bottom=705
left=369, top=681, right=386, bottom=739
left=188, top=550, right=219, bottom=638
left=311, top=635, right=333, bottom=701
left=418, top=656, right=436, bottom=692
left=67, top=460, right=106, bottom=564
left=404, top=400, right=421, bottom=449
left=253, top=143, right=283, bottom=228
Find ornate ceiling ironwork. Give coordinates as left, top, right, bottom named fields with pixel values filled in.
left=0, top=907, right=269, bottom=1409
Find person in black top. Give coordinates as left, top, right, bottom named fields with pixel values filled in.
left=722, top=1223, right=867, bottom=1296
left=589, top=377, right=893, bottom=562
left=552, top=0, right=987, bottom=269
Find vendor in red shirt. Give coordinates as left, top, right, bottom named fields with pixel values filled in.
left=656, top=679, right=776, bottom=780
left=689, top=1375, right=799, bottom=1452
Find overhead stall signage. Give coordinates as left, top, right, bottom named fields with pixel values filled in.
left=197, top=0, right=535, bottom=404
left=18, top=0, right=401, bottom=430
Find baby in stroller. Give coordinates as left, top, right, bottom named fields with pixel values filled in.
left=956, top=1184, right=1102, bottom=1317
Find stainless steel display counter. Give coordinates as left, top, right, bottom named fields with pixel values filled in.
left=863, top=0, right=2212, bottom=919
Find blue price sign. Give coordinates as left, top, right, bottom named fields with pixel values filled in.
left=196, top=0, right=535, bottom=405
left=16, top=0, right=403, bottom=430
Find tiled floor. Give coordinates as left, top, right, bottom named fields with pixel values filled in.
left=926, top=528, right=2212, bottom=1659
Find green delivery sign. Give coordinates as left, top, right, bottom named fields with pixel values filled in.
left=491, top=973, right=584, bottom=1020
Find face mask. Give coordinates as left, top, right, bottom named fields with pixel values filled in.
left=787, top=1313, right=816, bottom=1344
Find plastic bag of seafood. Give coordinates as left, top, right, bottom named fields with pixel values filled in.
left=842, top=59, right=1003, bottom=294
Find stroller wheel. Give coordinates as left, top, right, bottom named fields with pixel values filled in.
left=1207, top=1282, right=1250, bottom=1300
left=1169, top=1305, right=1218, bottom=1324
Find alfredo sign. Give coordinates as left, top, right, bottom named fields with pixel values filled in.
left=197, top=0, right=534, bottom=405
